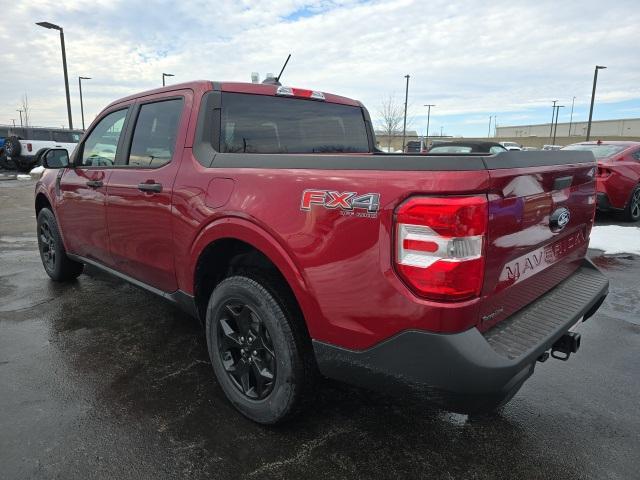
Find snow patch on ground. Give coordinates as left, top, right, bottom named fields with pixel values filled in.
left=589, top=225, right=640, bottom=256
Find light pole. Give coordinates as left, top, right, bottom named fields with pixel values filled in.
left=36, top=22, right=73, bottom=129
left=440, top=126, right=444, bottom=137
left=11, top=119, right=16, bottom=128
left=568, top=96, right=576, bottom=137
left=162, top=73, right=174, bottom=87
left=424, top=104, right=435, bottom=146
left=586, top=65, right=606, bottom=141
left=552, top=105, right=564, bottom=145
left=78, top=76, right=91, bottom=130
left=494, top=116, right=497, bottom=138
left=401, top=74, right=410, bottom=151
left=17, top=109, right=23, bottom=128
left=549, top=100, right=557, bottom=139
left=488, top=116, right=493, bottom=138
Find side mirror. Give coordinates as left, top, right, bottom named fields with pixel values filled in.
left=42, top=148, right=70, bottom=169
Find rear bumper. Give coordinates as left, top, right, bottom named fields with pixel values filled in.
left=313, top=259, right=609, bottom=413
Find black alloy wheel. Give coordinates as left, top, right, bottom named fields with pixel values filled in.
left=216, top=301, right=277, bottom=400
left=39, top=218, right=56, bottom=271
left=36, top=208, right=84, bottom=281
left=206, top=275, right=315, bottom=424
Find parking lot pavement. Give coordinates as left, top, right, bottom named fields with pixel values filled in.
left=1, top=179, right=639, bottom=480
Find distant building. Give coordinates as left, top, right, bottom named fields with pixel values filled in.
left=374, top=130, right=420, bottom=151
left=496, top=118, right=640, bottom=138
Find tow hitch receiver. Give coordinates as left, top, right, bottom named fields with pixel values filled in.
left=551, top=332, right=581, bottom=360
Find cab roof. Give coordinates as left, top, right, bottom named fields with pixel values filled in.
left=106, top=80, right=361, bottom=109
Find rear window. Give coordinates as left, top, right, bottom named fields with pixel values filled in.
left=220, top=93, right=369, bottom=154
left=562, top=144, right=626, bottom=159
left=429, top=145, right=473, bottom=153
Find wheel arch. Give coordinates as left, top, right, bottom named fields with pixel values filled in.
left=35, top=191, right=53, bottom=216
left=189, top=217, right=319, bottom=338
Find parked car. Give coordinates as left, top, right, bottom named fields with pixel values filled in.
left=500, top=141, right=522, bottom=151
left=542, top=144, right=562, bottom=151
left=428, top=141, right=507, bottom=154
left=2, top=127, right=82, bottom=171
left=563, top=140, right=640, bottom=221
left=35, top=80, right=608, bottom=424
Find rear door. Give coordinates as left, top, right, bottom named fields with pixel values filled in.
left=478, top=150, right=597, bottom=331
left=106, top=92, right=190, bottom=292
left=56, top=107, right=130, bottom=265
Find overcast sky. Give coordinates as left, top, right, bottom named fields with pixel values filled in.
left=1, top=0, right=638, bottom=136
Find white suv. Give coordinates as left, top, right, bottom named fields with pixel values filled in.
left=2, top=127, right=82, bottom=171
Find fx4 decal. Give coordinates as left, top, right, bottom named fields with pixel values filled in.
left=301, top=189, right=381, bottom=218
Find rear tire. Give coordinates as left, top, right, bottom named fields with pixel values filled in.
left=205, top=274, right=314, bottom=424
left=37, top=208, right=84, bottom=281
left=623, top=185, right=640, bottom=222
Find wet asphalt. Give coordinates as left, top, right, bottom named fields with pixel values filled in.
left=1, top=175, right=639, bottom=480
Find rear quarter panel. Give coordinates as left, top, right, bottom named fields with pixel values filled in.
left=172, top=154, right=491, bottom=349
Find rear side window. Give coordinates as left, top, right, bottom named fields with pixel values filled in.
left=127, top=99, right=183, bottom=168
left=220, top=93, right=369, bottom=154
left=53, top=131, right=80, bottom=143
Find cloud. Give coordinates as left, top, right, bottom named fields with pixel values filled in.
left=1, top=0, right=638, bottom=136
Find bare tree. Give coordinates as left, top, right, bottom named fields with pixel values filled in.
left=21, top=93, right=31, bottom=128
left=377, top=95, right=404, bottom=151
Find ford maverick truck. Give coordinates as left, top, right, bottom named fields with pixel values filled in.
left=35, top=81, right=608, bottom=424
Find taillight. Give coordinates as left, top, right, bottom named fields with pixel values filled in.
left=27, top=143, right=32, bottom=152
left=395, top=196, right=488, bottom=301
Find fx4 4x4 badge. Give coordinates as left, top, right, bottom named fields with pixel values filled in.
left=301, top=189, right=380, bottom=218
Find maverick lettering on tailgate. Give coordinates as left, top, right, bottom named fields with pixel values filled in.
left=498, top=229, right=586, bottom=288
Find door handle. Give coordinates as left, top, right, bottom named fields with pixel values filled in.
left=137, top=182, right=163, bottom=193
left=86, top=180, right=103, bottom=188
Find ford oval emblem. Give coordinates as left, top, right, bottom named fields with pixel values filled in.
left=550, top=207, right=570, bottom=232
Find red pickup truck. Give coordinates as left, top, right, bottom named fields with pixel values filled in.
left=35, top=81, right=609, bottom=424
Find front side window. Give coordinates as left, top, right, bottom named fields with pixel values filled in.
left=220, top=93, right=369, bottom=154
left=126, top=99, right=183, bottom=168
left=31, top=130, right=52, bottom=141
left=80, top=109, right=128, bottom=166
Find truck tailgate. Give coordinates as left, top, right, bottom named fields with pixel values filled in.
left=477, top=150, right=597, bottom=331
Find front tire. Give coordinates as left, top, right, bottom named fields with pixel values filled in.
left=205, top=275, right=313, bottom=424
left=623, top=185, right=640, bottom=222
left=37, top=208, right=84, bottom=281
